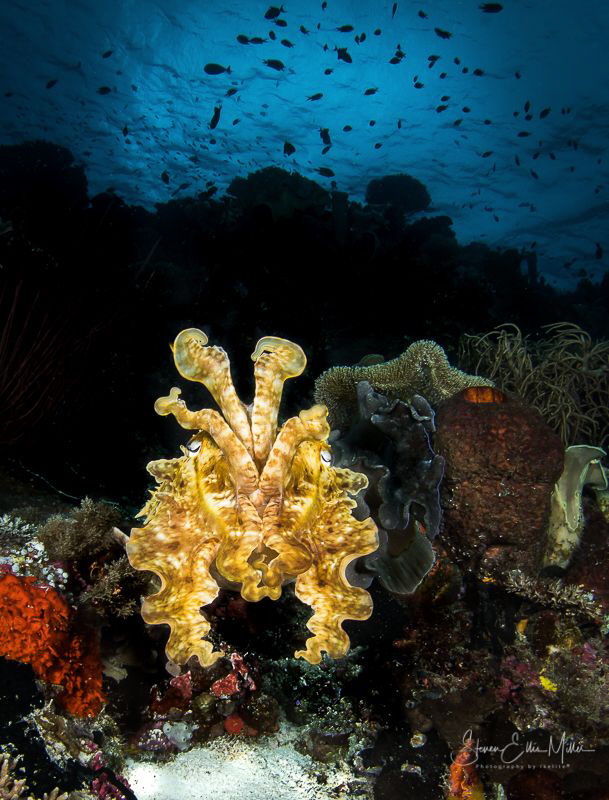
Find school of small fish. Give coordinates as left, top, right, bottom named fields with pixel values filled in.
left=3, top=0, right=607, bottom=285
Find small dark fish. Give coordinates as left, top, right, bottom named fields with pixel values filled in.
left=320, top=128, right=331, bottom=145
left=45, top=79, right=58, bottom=89
left=374, top=28, right=382, bottom=35
left=524, top=100, right=531, bottom=112
left=336, top=47, right=352, bottom=62
left=300, top=25, right=309, bottom=34
left=317, top=167, right=335, bottom=177
left=161, top=170, right=169, bottom=184
left=462, top=106, right=471, bottom=112
left=539, top=107, right=551, bottom=118
left=397, top=118, right=403, bottom=128
left=122, top=125, right=128, bottom=136
left=171, top=182, right=191, bottom=196
left=418, top=10, right=427, bottom=18
left=462, top=67, right=469, bottom=73
left=337, top=25, right=354, bottom=32
left=530, top=169, right=539, bottom=179
left=204, top=63, right=231, bottom=75
left=480, top=3, right=503, bottom=11
left=321, top=145, right=331, bottom=155
left=369, top=120, right=376, bottom=126
left=389, top=57, right=402, bottom=64
left=435, top=27, right=452, bottom=38
left=374, top=142, right=382, bottom=149
left=225, top=87, right=238, bottom=96
left=515, top=155, right=521, bottom=165
left=441, top=95, right=450, bottom=101
left=322, top=0, right=327, bottom=9
left=453, top=118, right=463, bottom=126
left=357, top=32, right=366, bottom=43
left=250, top=37, right=267, bottom=44
left=4, top=91, right=13, bottom=97
left=549, top=152, right=556, bottom=160
left=269, top=30, right=277, bottom=40
left=283, top=141, right=296, bottom=155
left=264, top=59, right=285, bottom=70
left=525, top=113, right=533, bottom=120
left=481, top=150, right=493, bottom=157
left=436, top=104, right=448, bottom=112
left=392, top=3, right=398, bottom=18
left=517, top=131, right=531, bottom=137
left=274, top=18, right=288, bottom=27
left=515, top=70, right=521, bottom=79
left=484, top=118, right=492, bottom=125
left=236, top=34, right=250, bottom=44
left=473, top=68, right=484, bottom=76
left=454, top=57, right=461, bottom=64
left=232, top=118, right=240, bottom=125
left=307, top=92, right=323, bottom=101
left=595, top=243, right=603, bottom=259
left=532, top=152, right=540, bottom=160
left=414, top=81, right=424, bottom=88
left=97, top=86, right=112, bottom=94
left=324, top=68, right=333, bottom=74
left=439, top=71, right=447, bottom=78
left=343, top=124, right=352, bottom=131
left=264, top=5, right=284, bottom=19
left=364, top=87, right=378, bottom=95
left=493, top=214, right=499, bottom=222
left=428, top=54, right=440, bottom=62
left=209, top=104, right=222, bottom=129
left=281, top=38, right=293, bottom=47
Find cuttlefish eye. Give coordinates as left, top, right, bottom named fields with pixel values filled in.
left=187, top=440, right=202, bottom=454
left=320, top=449, right=332, bottom=465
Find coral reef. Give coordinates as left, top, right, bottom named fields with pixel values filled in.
left=458, top=322, right=609, bottom=448
left=0, top=574, right=104, bottom=717
left=314, top=340, right=493, bottom=429
left=226, top=166, right=329, bottom=220
left=38, top=499, right=146, bottom=620
left=434, top=386, right=564, bottom=574
left=365, top=173, right=431, bottom=214
left=330, top=382, right=444, bottom=595
left=127, top=328, right=378, bottom=667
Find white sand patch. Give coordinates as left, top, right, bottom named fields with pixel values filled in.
left=125, top=723, right=372, bottom=800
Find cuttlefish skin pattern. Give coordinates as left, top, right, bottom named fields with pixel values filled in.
left=127, top=329, right=378, bottom=666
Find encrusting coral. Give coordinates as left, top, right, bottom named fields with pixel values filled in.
left=127, top=328, right=378, bottom=667
left=0, top=574, right=104, bottom=717
left=314, top=340, right=493, bottom=429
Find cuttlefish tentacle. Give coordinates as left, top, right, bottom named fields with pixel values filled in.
left=259, top=404, right=331, bottom=498
left=155, top=388, right=259, bottom=494
left=251, top=336, right=307, bottom=466
left=172, top=328, right=254, bottom=456
left=215, top=493, right=267, bottom=602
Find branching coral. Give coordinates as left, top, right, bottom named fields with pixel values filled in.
left=314, top=340, right=493, bottom=429
left=0, top=752, right=69, bottom=800
left=127, top=328, right=378, bottom=667
left=458, top=322, right=609, bottom=448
